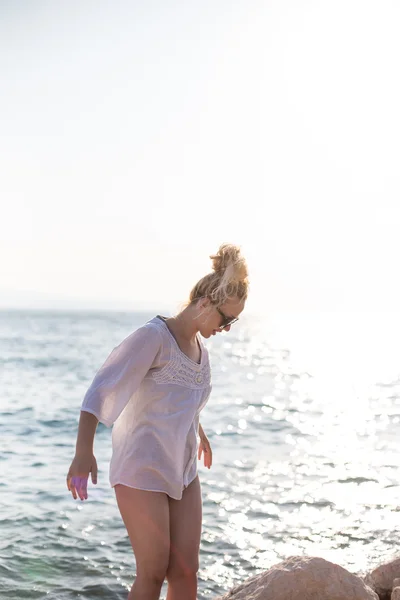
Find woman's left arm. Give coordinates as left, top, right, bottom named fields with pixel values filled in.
left=198, top=423, right=212, bottom=469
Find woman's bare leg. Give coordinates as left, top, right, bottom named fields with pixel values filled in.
left=115, top=485, right=170, bottom=600
left=166, top=476, right=202, bottom=600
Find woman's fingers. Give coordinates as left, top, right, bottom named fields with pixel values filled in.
left=90, top=461, right=98, bottom=485
left=206, top=443, right=212, bottom=469
left=199, top=440, right=212, bottom=469
left=68, top=476, right=78, bottom=500
left=80, top=477, right=88, bottom=500
left=70, top=476, right=88, bottom=500
left=81, top=478, right=87, bottom=500
left=77, top=477, right=88, bottom=500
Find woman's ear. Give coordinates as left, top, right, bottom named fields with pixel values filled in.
left=198, top=296, right=210, bottom=310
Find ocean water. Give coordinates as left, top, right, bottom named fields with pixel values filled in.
left=2, top=308, right=400, bottom=599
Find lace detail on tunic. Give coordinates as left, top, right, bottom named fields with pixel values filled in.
left=148, top=317, right=211, bottom=389
left=152, top=350, right=211, bottom=389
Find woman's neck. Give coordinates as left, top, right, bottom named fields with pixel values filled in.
left=166, top=306, right=199, bottom=343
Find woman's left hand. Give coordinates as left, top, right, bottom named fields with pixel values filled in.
left=198, top=433, right=212, bottom=469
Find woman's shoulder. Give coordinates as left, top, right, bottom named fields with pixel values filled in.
left=127, top=316, right=171, bottom=349
left=118, top=317, right=164, bottom=349
left=143, top=316, right=169, bottom=337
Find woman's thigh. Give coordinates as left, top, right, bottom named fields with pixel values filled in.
left=167, top=475, right=203, bottom=576
left=114, top=484, right=170, bottom=579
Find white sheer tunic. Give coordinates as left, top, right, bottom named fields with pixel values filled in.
left=81, top=316, right=212, bottom=500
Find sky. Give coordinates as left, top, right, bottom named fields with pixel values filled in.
left=1, top=0, right=400, bottom=314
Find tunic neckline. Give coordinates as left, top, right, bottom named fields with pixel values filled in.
left=155, top=315, right=203, bottom=367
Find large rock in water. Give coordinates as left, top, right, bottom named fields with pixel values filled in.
left=215, top=556, right=378, bottom=600
left=364, top=558, right=400, bottom=599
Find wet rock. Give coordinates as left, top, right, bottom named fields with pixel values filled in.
left=365, top=557, right=400, bottom=600
left=215, top=556, right=378, bottom=600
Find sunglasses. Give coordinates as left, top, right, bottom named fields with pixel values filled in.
left=216, top=306, right=239, bottom=329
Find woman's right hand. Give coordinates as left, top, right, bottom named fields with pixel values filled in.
left=66, top=453, right=98, bottom=501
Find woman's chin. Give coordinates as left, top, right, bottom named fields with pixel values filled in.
left=200, top=330, right=215, bottom=339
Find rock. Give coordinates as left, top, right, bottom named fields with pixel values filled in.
left=365, top=557, right=400, bottom=600
left=215, top=556, right=378, bottom=600
left=392, top=588, right=400, bottom=600
left=394, top=580, right=400, bottom=589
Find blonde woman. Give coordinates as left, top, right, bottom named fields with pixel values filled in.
left=66, top=243, right=249, bottom=600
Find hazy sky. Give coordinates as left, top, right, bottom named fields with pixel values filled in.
left=1, top=1, right=400, bottom=313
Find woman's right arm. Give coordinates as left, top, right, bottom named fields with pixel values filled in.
left=67, top=324, right=161, bottom=500
left=66, top=411, right=99, bottom=501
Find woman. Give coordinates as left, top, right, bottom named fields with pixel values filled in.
left=66, top=243, right=249, bottom=600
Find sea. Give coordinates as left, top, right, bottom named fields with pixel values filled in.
left=2, top=308, right=400, bottom=599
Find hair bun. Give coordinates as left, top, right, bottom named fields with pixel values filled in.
left=188, top=243, right=249, bottom=306
left=210, top=243, right=248, bottom=283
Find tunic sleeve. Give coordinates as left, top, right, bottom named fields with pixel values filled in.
left=81, top=324, right=161, bottom=427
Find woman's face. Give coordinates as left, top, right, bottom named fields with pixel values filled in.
left=197, top=296, right=245, bottom=338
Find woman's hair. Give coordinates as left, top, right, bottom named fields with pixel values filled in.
left=189, top=243, right=249, bottom=306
